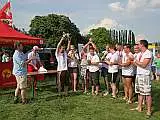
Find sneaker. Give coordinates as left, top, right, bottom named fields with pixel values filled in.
left=146, top=112, right=152, bottom=119
left=103, top=92, right=109, bottom=96
left=13, top=97, right=19, bottom=104
left=95, top=91, right=99, bottom=96
left=126, top=100, right=132, bottom=104
left=134, top=101, right=138, bottom=104
left=22, top=98, right=28, bottom=105
left=123, top=97, right=128, bottom=101
left=130, top=107, right=142, bottom=112
left=112, top=95, right=117, bottom=99
left=130, top=107, right=138, bottom=111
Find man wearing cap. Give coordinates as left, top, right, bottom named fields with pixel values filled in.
left=27, top=46, right=43, bottom=89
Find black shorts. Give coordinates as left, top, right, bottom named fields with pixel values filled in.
left=57, top=70, right=69, bottom=86
left=90, top=70, right=100, bottom=86
left=108, top=72, right=118, bottom=83
left=69, top=67, right=78, bottom=73
left=101, top=67, right=108, bottom=77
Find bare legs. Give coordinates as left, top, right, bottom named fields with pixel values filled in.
left=92, top=85, right=99, bottom=95
left=146, top=95, right=152, bottom=115
left=14, top=76, right=27, bottom=104
left=122, top=77, right=133, bottom=103
left=15, top=86, right=27, bottom=103
left=73, top=72, right=77, bottom=91
left=111, top=83, right=117, bottom=97
left=122, top=77, right=128, bottom=100
left=70, top=71, right=78, bottom=92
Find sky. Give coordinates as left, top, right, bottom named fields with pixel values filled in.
left=0, top=0, right=160, bottom=42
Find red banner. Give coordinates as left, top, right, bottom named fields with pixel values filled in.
left=0, top=61, right=16, bottom=88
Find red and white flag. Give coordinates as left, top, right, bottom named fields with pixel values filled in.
left=0, top=0, right=13, bottom=26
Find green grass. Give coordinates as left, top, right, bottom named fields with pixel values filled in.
left=0, top=78, right=160, bottom=120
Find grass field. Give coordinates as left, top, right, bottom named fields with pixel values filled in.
left=0, top=78, right=160, bottom=120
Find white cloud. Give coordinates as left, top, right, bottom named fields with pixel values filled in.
left=108, top=2, right=124, bottom=12
left=135, top=34, right=147, bottom=42
left=82, top=18, right=123, bottom=35
left=127, top=0, right=149, bottom=11
left=149, top=0, right=160, bottom=8
left=109, top=0, right=160, bottom=12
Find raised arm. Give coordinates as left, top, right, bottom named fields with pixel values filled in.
left=66, top=38, right=71, bottom=53
left=83, top=41, right=90, bottom=50
left=101, top=51, right=108, bottom=60
left=90, top=41, right=98, bottom=52
left=56, top=36, right=65, bottom=55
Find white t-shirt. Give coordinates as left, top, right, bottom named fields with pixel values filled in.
left=55, top=51, right=68, bottom=71
left=86, top=52, right=96, bottom=69
left=133, top=53, right=139, bottom=75
left=122, top=52, right=134, bottom=76
left=107, top=52, right=119, bottom=73
left=87, top=53, right=100, bottom=72
left=116, top=50, right=123, bottom=69
left=68, top=52, right=79, bottom=68
left=136, top=49, right=152, bottom=75
left=28, top=51, right=40, bottom=66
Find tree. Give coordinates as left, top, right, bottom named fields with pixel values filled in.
left=88, top=27, right=113, bottom=51
left=29, top=14, right=82, bottom=48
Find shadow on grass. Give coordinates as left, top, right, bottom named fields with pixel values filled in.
left=45, top=91, right=83, bottom=101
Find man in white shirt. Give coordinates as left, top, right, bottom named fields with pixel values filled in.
left=28, top=46, right=43, bottom=89
left=87, top=47, right=100, bottom=95
left=55, top=35, right=71, bottom=94
left=28, top=46, right=42, bottom=71
left=106, top=45, right=119, bottom=98
left=133, top=40, right=152, bottom=117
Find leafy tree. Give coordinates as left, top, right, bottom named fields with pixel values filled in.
left=88, top=27, right=113, bottom=51
left=29, top=14, right=82, bottom=48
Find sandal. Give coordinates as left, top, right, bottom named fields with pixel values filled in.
left=146, top=112, right=152, bottom=119
left=126, top=100, right=132, bottom=104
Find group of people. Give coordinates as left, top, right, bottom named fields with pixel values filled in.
left=56, top=35, right=153, bottom=117
left=12, top=34, right=153, bottom=117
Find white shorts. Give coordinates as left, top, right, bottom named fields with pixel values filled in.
left=15, top=75, right=27, bottom=89
left=135, top=75, right=152, bottom=96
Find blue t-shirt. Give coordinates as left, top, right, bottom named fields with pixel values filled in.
left=12, top=50, right=27, bottom=76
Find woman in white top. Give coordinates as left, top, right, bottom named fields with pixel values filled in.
left=68, top=45, right=79, bottom=92
left=106, top=45, right=119, bottom=98
left=119, top=44, right=134, bottom=104
left=87, top=47, right=100, bottom=95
